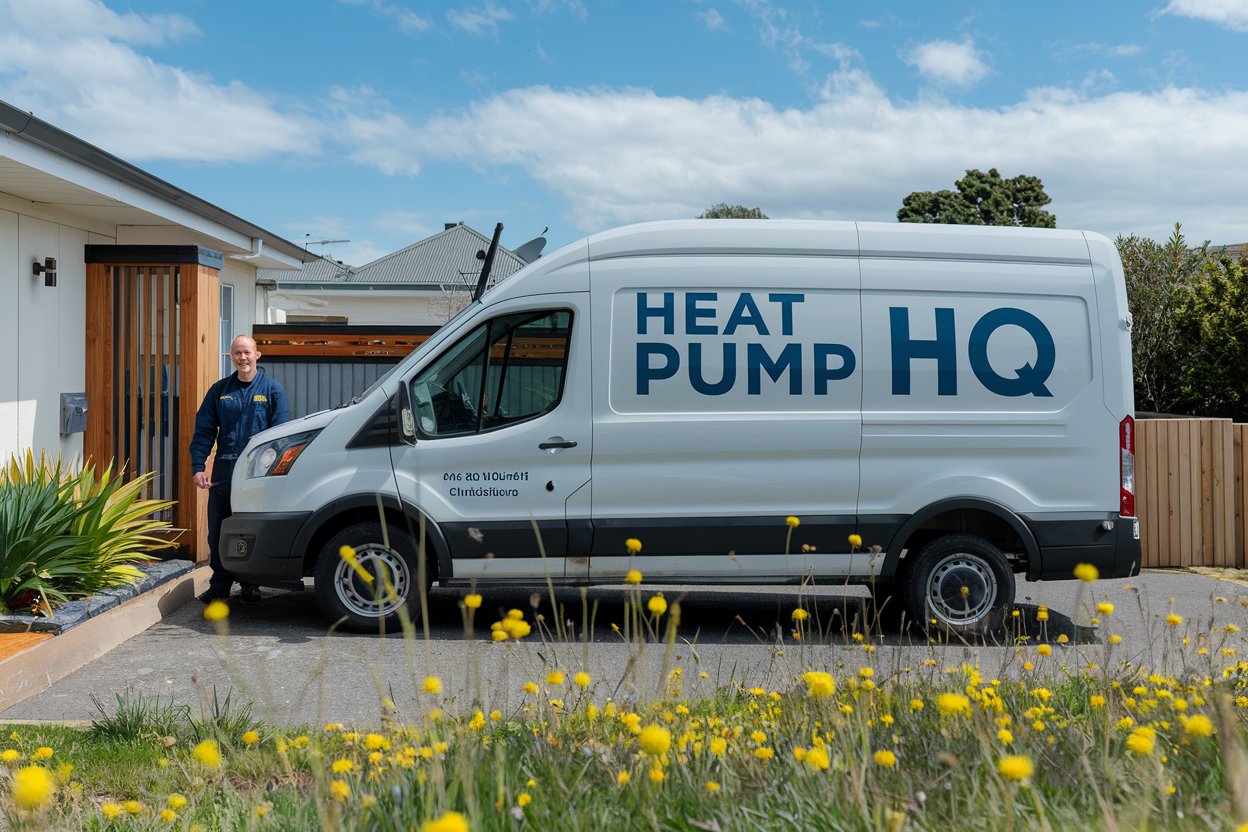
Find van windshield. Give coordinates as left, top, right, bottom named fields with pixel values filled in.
left=340, top=302, right=482, bottom=407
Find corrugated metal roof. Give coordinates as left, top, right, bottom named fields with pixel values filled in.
left=355, top=223, right=526, bottom=288
left=258, top=255, right=355, bottom=284
left=262, top=223, right=527, bottom=289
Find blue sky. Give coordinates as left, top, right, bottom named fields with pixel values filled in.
left=1, top=0, right=1247, bottom=266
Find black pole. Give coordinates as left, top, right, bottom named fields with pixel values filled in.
left=473, top=223, right=504, bottom=301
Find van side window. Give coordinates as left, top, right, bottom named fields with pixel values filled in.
left=411, top=309, right=572, bottom=438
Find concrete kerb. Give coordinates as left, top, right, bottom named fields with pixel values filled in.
left=0, top=563, right=210, bottom=713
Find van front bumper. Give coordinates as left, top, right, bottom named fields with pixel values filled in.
left=219, top=511, right=311, bottom=584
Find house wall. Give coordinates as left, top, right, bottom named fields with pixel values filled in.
left=0, top=206, right=103, bottom=463
left=269, top=290, right=455, bottom=327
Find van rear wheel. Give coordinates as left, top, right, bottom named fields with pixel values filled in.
left=314, top=522, right=426, bottom=632
left=900, top=534, right=1013, bottom=638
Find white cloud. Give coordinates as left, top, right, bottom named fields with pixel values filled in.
left=905, top=39, right=990, bottom=87
left=1160, top=0, right=1248, bottom=31
left=699, top=9, right=728, bottom=31
left=336, top=0, right=432, bottom=34
left=0, top=0, right=318, bottom=162
left=447, top=3, right=514, bottom=37
left=394, top=80, right=1248, bottom=244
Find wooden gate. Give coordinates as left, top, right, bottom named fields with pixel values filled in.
left=84, top=246, right=222, bottom=561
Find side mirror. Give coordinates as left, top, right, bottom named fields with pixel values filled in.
left=397, top=385, right=416, bottom=446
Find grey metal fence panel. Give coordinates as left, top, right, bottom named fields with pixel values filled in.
left=265, top=361, right=395, bottom=419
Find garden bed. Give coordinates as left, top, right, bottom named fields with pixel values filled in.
left=0, top=560, right=194, bottom=635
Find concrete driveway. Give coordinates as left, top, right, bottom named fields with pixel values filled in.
left=2, top=571, right=1243, bottom=728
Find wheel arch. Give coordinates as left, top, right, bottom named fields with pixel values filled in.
left=294, top=494, right=452, bottom=581
left=877, top=497, right=1039, bottom=582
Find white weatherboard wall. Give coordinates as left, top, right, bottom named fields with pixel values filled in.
left=0, top=206, right=97, bottom=463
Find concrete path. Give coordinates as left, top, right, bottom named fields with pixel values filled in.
left=2, top=571, right=1243, bottom=728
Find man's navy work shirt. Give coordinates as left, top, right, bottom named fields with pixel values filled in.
left=190, top=367, right=291, bottom=472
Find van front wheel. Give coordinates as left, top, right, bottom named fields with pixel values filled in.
left=314, top=522, right=424, bottom=632
left=900, top=534, right=1013, bottom=637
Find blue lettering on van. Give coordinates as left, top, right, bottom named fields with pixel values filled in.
left=968, top=307, right=1055, bottom=397
left=890, top=307, right=958, bottom=395
left=637, top=343, right=680, bottom=394
left=889, top=306, right=1055, bottom=398
left=689, top=342, right=737, bottom=395
left=686, top=292, right=718, bottom=335
left=637, top=291, right=675, bottom=335
left=813, top=344, right=855, bottom=393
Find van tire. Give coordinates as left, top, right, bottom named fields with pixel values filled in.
left=900, top=534, right=1013, bottom=638
left=314, top=522, right=427, bottom=632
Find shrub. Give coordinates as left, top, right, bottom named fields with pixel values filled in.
left=0, top=451, right=176, bottom=615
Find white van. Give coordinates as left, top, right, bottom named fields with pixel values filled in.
left=220, top=220, right=1141, bottom=634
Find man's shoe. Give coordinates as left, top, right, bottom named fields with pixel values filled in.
left=198, top=590, right=230, bottom=605
left=239, top=585, right=262, bottom=603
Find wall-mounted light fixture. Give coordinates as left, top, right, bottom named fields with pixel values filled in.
left=32, top=257, right=57, bottom=287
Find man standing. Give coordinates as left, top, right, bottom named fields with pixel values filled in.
left=190, top=334, right=290, bottom=603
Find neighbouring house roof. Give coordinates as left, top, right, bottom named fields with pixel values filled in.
left=263, top=223, right=527, bottom=291
left=0, top=98, right=313, bottom=269
left=1216, top=243, right=1245, bottom=260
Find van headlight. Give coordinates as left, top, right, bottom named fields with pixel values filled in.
left=244, top=430, right=321, bottom=478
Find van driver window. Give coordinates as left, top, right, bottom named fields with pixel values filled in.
left=410, top=309, right=572, bottom=438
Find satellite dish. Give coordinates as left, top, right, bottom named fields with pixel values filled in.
left=513, top=235, right=547, bottom=264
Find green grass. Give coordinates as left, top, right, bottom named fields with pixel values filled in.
left=5, top=573, right=1248, bottom=830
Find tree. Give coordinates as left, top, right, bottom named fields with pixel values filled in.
left=1172, top=251, right=1248, bottom=421
left=897, top=168, right=1056, bottom=228
left=698, top=203, right=768, bottom=219
left=1117, top=224, right=1209, bottom=416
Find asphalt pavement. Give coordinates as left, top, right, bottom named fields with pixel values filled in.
left=1, top=571, right=1243, bottom=727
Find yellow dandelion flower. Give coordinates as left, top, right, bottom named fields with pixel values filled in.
left=0, top=749, right=19, bottom=763
left=1166, top=613, right=1183, bottom=626
left=517, top=793, right=532, bottom=808
left=754, top=747, right=775, bottom=760
left=167, top=794, right=188, bottom=810
left=1090, top=695, right=1106, bottom=708
left=123, top=800, right=142, bottom=815
left=801, top=671, right=836, bottom=697
left=255, top=803, right=271, bottom=817
left=998, top=755, right=1034, bottom=782
left=1073, top=563, right=1098, bottom=582
left=574, top=672, right=591, bottom=688
left=332, top=758, right=354, bottom=773
left=546, top=670, right=565, bottom=686
left=422, top=812, right=469, bottom=832
left=625, top=538, right=642, bottom=554
left=848, top=533, right=863, bottom=547
left=1038, top=644, right=1052, bottom=657
left=873, top=749, right=897, bottom=768
left=706, top=780, right=721, bottom=793
left=616, top=770, right=631, bottom=786
left=647, top=594, right=667, bottom=615
left=709, top=737, right=728, bottom=755
left=1127, top=726, right=1156, bottom=755
left=329, top=779, right=351, bottom=802
left=464, top=593, right=482, bottom=609
left=490, top=710, right=503, bottom=721
left=242, top=731, right=260, bottom=746
left=1097, top=602, right=1114, bottom=615
left=998, top=729, right=1014, bottom=744
left=638, top=725, right=672, bottom=756
left=792, top=608, right=809, bottom=621
left=859, top=667, right=874, bottom=679
left=101, top=802, right=123, bottom=819
left=191, top=739, right=221, bottom=769
left=786, top=516, right=800, bottom=527
left=1109, top=634, right=1123, bottom=645
left=624, top=569, right=642, bottom=585
left=1184, top=715, right=1214, bottom=737
left=11, top=765, right=55, bottom=810
left=649, top=766, right=666, bottom=782
left=423, top=676, right=443, bottom=694
left=910, top=698, right=924, bottom=711
left=32, top=747, right=52, bottom=760
left=1056, top=634, right=1069, bottom=644
left=936, top=693, right=971, bottom=717
left=203, top=600, right=229, bottom=622
left=160, top=808, right=177, bottom=822
left=1037, top=607, right=1049, bottom=622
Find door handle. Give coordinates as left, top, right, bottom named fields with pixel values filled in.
left=539, top=437, right=578, bottom=450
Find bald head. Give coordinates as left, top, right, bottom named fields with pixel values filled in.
left=230, top=335, right=261, bottom=382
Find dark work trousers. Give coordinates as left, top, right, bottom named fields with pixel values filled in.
left=206, top=458, right=250, bottom=595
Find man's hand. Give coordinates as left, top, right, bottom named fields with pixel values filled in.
left=193, top=472, right=212, bottom=490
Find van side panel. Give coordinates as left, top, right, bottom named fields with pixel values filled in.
left=588, top=251, right=862, bottom=572
left=857, top=240, right=1119, bottom=575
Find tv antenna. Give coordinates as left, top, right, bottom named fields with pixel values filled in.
left=303, top=234, right=350, bottom=249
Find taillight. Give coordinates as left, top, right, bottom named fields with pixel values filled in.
left=1120, top=416, right=1135, bottom=517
